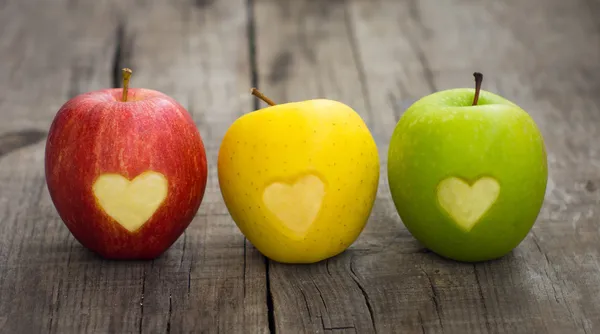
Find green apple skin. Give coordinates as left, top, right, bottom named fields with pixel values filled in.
left=387, top=88, right=548, bottom=262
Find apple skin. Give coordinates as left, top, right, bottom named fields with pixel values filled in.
left=387, top=88, right=547, bottom=262
left=45, top=88, right=208, bottom=260
left=217, top=99, right=379, bottom=264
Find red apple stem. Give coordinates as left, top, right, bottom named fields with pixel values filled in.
left=250, top=88, right=277, bottom=106
left=122, top=68, right=133, bottom=102
left=472, top=72, right=483, bottom=106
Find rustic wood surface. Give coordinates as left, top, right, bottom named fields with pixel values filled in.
left=0, top=0, right=599, bottom=333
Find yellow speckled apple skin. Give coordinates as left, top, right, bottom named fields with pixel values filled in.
left=218, top=99, right=379, bottom=263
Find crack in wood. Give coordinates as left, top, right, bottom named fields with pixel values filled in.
left=323, top=323, right=355, bottom=331
left=325, top=259, right=332, bottom=276
left=138, top=269, right=146, bottom=334
left=349, top=257, right=377, bottom=333
left=417, top=311, right=426, bottom=334
left=166, top=293, right=172, bottom=334
left=320, top=315, right=327, bottom=331
left=419, top=267, right=443, bottom=330
left=532, top=232, right=562, bottom=304
left=187, top=261, right=192, bottom=295
left=265, top=258, right=276, bottom=334
left=299, top=286, right=312, bottom=318
left=473, top=265, right=492, bottom=333
left=545, top=267, right=562, bottom=304
left=313, top=278, right=329, bottom=317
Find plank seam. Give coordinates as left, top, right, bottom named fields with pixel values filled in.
left=246, top=0, right=274, bottom=332
left=111, top=20, right=130, bottom=89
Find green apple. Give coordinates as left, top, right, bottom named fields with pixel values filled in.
left=217, top=89, right=379, bottom=264
left=387, top=73, right=547, bottom=262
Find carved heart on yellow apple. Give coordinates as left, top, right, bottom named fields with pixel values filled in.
left=217, top=89, right=380, bottom=264
left=45, top=69, right=208, bottom=260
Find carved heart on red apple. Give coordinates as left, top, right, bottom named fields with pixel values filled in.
left=45, top=68, right=208, bottom=260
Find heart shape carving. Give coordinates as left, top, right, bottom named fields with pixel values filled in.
left=437, top=176, right=500, bottom=232
left=262, top=174, right=325, bottom=237
left=92, top=171, right=168, bottom=232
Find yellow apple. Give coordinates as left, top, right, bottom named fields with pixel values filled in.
left=217, top=89, right=379, bottom=263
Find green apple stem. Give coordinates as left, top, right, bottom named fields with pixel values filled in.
left=122, top=68, right=133, bottom=102
left=472, top=72, right=483, bottom=106
left=251, top=88, right=276, bottom=106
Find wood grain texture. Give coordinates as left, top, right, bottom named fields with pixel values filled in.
left=0, top=0, right=599, bottom=333
left=0, top=0, right=268, bottom=333
left=254, top=0, right=600, bottom=333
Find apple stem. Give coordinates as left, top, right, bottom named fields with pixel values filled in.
left=250, top=88, right=277, bottom=106
left=122, top=68, right=133, bottom=102
left=472, top=72, right=483, bottom=106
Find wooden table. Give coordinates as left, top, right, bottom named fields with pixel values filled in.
left=1, top=0, right=599, bottom=333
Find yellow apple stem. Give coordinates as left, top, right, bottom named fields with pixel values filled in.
left=472, top=72, right=483, bottom=106
left=250, top=88, right=277, bottom=106
left=122, top=68, right=133, bottom=102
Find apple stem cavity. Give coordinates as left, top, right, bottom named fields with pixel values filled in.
left=250, top=88, right=277, bottom=106
left=472, top=72, right=483, bottom=106
left=122, top=68, right=133, bottom=102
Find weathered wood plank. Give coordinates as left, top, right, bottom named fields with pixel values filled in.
left=0, top=1, right=268, bottom=333
left=254, top=0, right=600, bottom=333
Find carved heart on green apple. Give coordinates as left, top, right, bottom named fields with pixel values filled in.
left=387, top=73, right=548, bottom=262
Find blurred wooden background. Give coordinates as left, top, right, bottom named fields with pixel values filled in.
left=0, top=0, right=599, bottom=333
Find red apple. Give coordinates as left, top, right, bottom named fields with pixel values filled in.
left=44, top=68, right=208, bottom=260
